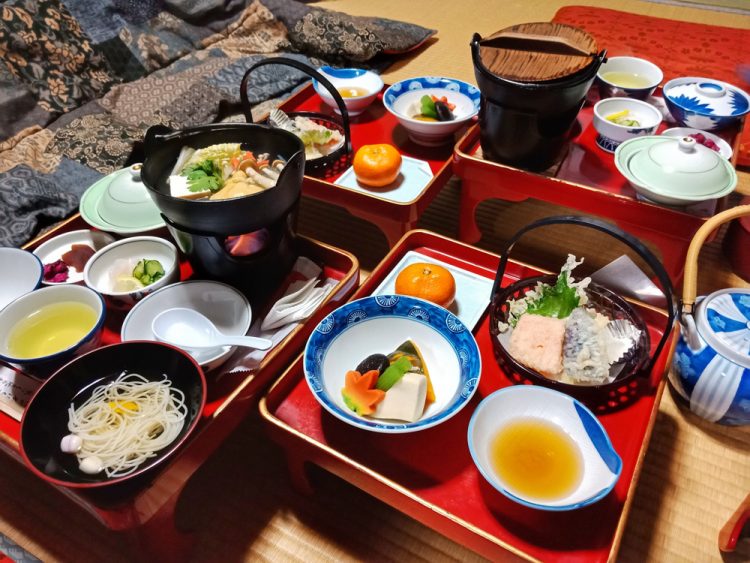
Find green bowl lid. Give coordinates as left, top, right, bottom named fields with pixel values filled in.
left=80, top=165, right=164, bottom=234
left=624, top=136, right=736, bottom=197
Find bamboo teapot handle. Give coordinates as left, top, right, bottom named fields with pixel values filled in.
left=682, top=204, right=750, bottom=311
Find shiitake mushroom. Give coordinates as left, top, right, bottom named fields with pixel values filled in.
left=356, top=353, right=390, bottom=375
left=434, top=100, right=455, bottom=122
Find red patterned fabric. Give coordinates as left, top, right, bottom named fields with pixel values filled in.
left=553, top=6, right=750, bottom=166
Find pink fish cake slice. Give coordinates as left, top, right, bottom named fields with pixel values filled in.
left=508, top=313, right=566, bottom=378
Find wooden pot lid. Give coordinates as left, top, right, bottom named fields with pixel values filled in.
left=479, top=22, right=598, bottom=82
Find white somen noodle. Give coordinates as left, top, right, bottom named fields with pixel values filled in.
left=67, top=371, right=188, bottom=478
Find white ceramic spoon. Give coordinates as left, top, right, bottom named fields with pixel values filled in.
left=152, top=308, right=272, bottom=351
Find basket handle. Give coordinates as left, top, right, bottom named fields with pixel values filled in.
left=492, top=215, right=676, bottom=373
left=239, top=57, right=352, bottom=155
left=682, top=204, right=750, bottom=312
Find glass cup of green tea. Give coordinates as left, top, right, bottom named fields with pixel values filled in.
left=597, top=56, right=663, bottom=100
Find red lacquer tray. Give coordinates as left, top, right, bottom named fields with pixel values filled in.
left=278, top=84, right=469, bottom=246
left=259, top=229, right=676, bottom=562
left=453, top=103, right=742, bottom=283
left=0, top=213, right=359, bottom=561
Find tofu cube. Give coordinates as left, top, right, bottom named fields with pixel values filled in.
left=372, top=372, right=427, bottom=423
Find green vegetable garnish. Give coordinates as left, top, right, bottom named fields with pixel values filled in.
left=420, top=95, right=438, bottom=119
left=375, top=356, right=413, bottom=391
left=132, top=259, right=165, bottom=286
left=525, top=271, right=580, bottom=319
left=181, top=160, right=223, bottom=193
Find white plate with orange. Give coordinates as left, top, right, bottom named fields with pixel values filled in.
left=371, top=250, right=493, bottom=330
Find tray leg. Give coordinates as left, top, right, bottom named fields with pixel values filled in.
left=125, top=490, right=195, bottom=563
left=458, top=180, right=530, bottom=243
left=285, top=451, right=315, bottom=495
left=458, top=180, right=484, bottom=243
left=344, top=206, right=413, bottom=247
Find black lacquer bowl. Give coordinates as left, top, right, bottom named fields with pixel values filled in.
left=20, top=341, right=206, bottom=489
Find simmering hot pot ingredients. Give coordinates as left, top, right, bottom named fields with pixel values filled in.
left=352, top=144, right=402, bottom=187
left=168, top=143, right=286, bottom=201
left=342, top=340, right=435, bottom=422
left=497, top=255, right=641, bottom=385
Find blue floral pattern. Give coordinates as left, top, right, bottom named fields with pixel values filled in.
left=383, top=76, right=481, bottom=111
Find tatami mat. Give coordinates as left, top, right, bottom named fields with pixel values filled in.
left=0, top=1, right=749, bottom=561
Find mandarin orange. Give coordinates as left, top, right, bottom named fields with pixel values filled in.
left=352, top=144, right=402, bottom=187
left=394, top=262, right=456, bottom=308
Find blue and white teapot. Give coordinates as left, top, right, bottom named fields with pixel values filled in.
left=671, top=205, right=750, bottom=425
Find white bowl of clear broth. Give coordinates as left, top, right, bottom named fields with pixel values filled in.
left=313, top=66, right=384, bottom=117
left=597, top=56, right=663, bottom=100
left=468, top=385, right=622, bottom=511
left=0, top=285, right=105, bottom=378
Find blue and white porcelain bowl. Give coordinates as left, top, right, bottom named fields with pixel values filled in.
left=468, top=386, right=622, bottom=511
left=593, top=97, right=662, bottom=153
left=663, top=77, right=750, bottom=131
left=313, top=66, right=383, bottom=117
left=383, top=77, right=480, bottom=146
left=304, top=295, right=481, bottom=433
left=671, top=288, right=750, bottom=425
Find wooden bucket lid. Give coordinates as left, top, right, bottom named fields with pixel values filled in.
left=479, top=22, right=598, bottom=82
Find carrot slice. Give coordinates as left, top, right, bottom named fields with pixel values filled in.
left=341, top=370, right=385, bottom=416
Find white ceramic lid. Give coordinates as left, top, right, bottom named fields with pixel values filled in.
left=696, top=288, right=750, bottom=370
left=627, top=136, right=736, bottom=196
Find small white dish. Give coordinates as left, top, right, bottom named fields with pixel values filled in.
left=313, top=66, right=383, bottom=117
left=0, top=248, right=42, bottom=311
left=334, top=156, right=433, bottom=203
left=383, top=77, right=480, bottom=146
left=371, top=251, right=493, bottom=330
left=33, top=229, right=116, bottom=285
left=592, top=98, right=662, bottom=153
left=79, top=164, right=165, bottom=235
left=304, top=295, right=481, bottom=433
left=661, top=127, right=733, bottom=160
left=84, top=236, right=179, bottom=310
left=121, top=280, right=252, bottom=371
left=468, top=386, right=622, bottom=511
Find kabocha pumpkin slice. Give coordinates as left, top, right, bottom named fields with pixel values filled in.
left=341, top=370, right=385, bottom=416
left=388, top=340, right=435, bottom=406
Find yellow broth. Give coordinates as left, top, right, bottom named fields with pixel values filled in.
left=7, top=301, right=98, bottom=358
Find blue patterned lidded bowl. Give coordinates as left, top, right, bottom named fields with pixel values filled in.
left=671, top=288, right=750, bottom=425
left=663, top=77, right=750, bottom=131
left=303, top=295, right=481, bottom=433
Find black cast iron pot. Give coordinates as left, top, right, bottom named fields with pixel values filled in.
left=471, top=33, right=606, bottom=170
left=141, top=122, right=305, bottom=236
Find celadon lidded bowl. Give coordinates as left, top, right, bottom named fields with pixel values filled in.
left=614, top=135, right=737, bottom=206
